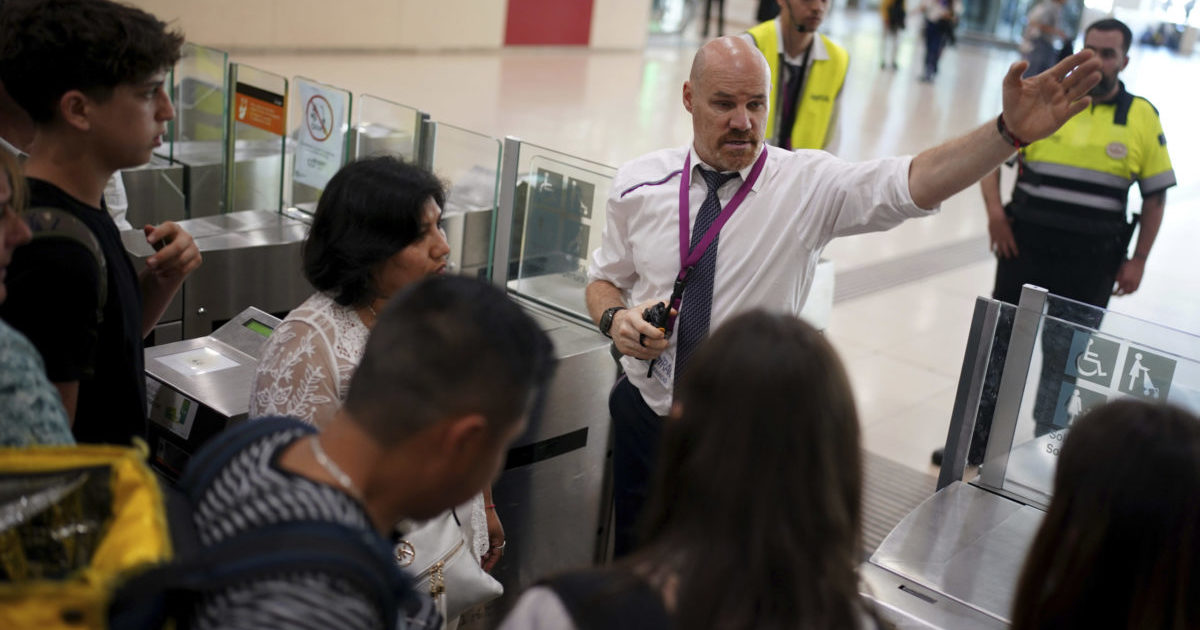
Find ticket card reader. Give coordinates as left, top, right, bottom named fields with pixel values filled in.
left=143, top=307, right=281, bottom=480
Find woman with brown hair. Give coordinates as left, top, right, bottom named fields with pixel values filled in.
left=1010, top=399, right=1200, bottom=629
left=500, top=310, right=884, bottom=629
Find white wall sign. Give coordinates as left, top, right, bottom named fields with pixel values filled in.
left=294, top=79, right=347, bottom=191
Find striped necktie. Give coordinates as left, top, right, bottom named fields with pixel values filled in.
left=674, top=168, right=739, bottom=379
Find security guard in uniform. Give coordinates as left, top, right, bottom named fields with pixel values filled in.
left=743, top=0, right=848, bottom=151
left=974, top=17, right=1175, bottom=438
left=982, top=17, right=1174, bottom=309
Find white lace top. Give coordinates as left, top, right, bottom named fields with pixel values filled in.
left=250, top=291, right=489, bottom=560
left=251, top=292, right=368, bottom=427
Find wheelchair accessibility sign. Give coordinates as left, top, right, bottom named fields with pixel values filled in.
left=1118, top=347, right=1176, bottom=401
left=1065, top=333, right=1120, bottom=388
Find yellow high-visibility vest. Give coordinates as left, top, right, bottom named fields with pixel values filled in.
left=1010, top=85, right=1175, bottom=234
left=747, top=21, right=848, bottom=150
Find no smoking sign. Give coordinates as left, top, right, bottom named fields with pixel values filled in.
left=306, top=94, right=334, bottom=142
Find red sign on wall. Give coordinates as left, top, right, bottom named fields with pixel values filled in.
left=505, top=0, right=595, bottom=46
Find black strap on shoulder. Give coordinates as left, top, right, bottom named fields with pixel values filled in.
left=1113, top=89, right=1135, bottom=126
left=178, top=416, right=315, bottom=501
left=109, top=419, right=414, bottom=630
left=24, top=206, right=107, bottom=322
left=109, top=520, right=409, bottom=630
left=542, top=569, right=672, bottom=630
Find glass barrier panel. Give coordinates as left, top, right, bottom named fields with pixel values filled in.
left=226, top=64, right=288, bottom=213
left=953, top=299, right=1019, bottom=477
left=287, top=77, right=352, bottom=214
left=507, top=143, right=617, bottom=322
left=430, top=123, right=501, bottom=281
left=355, top=95, right=422, bottom=163
left=994, top=295, right=1200, bottom=507
left=160, top=43, right=229, bottom=217
left=169, top=43, right=229, bottom=155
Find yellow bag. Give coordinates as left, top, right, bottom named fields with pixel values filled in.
left=0, top=443, right=172, bottom=629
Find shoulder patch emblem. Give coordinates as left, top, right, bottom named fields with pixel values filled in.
left=1105, top=142, right=1128, bottom=159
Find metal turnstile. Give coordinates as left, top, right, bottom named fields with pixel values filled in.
left=861, top=285, right=1200, bottom=628
left=860, top=482, right=1038, bottom=629
left=465, top=299, right=616, bottom=625
left=124, top=208, right=312, bottom=342
left=144, top=307, right=281, bottom=480
left=119, top=156, right=187, bottom=227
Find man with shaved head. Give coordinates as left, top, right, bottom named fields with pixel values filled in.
left=587, top=35, right=1102, bottom=556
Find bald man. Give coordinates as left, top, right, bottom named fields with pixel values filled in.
left=586, top=35, right=1102, bottom=556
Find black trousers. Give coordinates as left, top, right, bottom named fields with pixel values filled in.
left=987, top=220, right=1126, bottom=437
left=609, top=376, right=664, bottom=558
left=993, top=221, right=1126, bottom=309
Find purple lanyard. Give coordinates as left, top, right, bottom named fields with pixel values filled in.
left=666, top=148, right=768, bottom=327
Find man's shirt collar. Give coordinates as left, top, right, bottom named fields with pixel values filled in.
left=687, top=144, right=767, bottom=194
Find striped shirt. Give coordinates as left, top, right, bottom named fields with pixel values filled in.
left=189, top=421, right=437, bottom=630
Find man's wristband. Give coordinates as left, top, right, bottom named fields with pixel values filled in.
left=996, top=114, right=1029, bottom=149
left=599, top=306, right=625, bottom=338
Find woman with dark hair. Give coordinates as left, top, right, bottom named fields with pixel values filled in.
left=500, top=310, right=884, bottom=629
left=250, top=156, right=506, bottom=579
left=1010, top=399, right=1200, bottom=629
left=252, top=155, right=448, bottom=425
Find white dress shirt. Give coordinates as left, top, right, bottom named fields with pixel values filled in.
left=589, top=144, right=936, bottom=415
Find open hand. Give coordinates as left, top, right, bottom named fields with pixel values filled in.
left=1002, top=49, right=1101, bottom=144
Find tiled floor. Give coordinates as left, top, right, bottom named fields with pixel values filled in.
left=231, top=5, right=1198, bottom=474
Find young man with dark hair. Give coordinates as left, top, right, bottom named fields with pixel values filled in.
left=188, top=276, right=556, bottom=630
left=0, top=0, right=202, bottom=445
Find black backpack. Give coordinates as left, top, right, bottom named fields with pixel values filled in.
left=107, top=417, right=417, bottom=629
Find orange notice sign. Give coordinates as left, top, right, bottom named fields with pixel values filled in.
left=233, top=83, right=286, bottom=136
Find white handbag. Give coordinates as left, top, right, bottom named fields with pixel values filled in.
left=394, top=509, right=503, bottom=626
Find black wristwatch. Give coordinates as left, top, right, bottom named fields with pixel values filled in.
left=599, top=306, right=626, bottom=338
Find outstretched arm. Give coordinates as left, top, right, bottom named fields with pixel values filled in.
left=908, top=50, right=1101, bottom=209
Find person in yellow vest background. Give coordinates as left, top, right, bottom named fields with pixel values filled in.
left=982, top=17, right=1174, bottom=310
left=742, top=0, right=849, bottom=152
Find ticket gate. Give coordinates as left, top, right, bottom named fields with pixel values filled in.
left=860, top=285, right=1200, bottom=628
left=123, top=209, right=312, bottom=343
left=144, top=307, right=281, bottom=480
left=119, top=156, right=187, bottom=227
left=482, top=299, right=617, bottom=621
